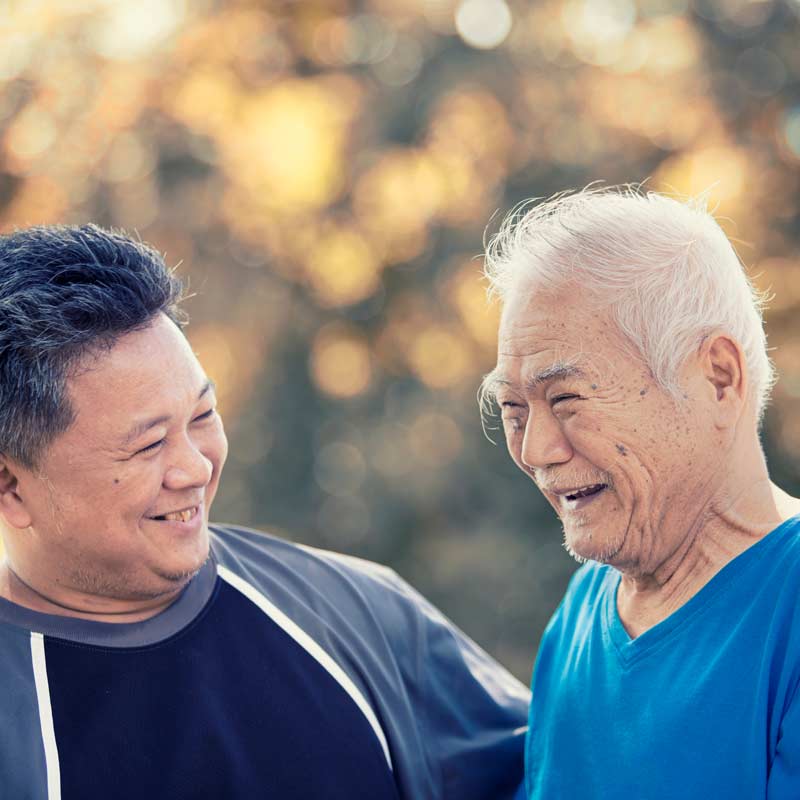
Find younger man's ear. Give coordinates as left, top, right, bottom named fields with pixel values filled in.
left=0, top=458, right=33, bottom=530
left=700, top=334, right=746, bottom=427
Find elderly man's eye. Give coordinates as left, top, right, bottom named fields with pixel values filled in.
left=552, top=394, right=580, bottom=404
left=500, top=402, right=524, bottom=415
left=499, top=403, right=525, bottom=433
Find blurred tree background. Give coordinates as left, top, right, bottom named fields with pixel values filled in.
left=1, top=0, right=799, bottom=681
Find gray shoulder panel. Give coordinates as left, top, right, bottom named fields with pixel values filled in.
left=0, top=627, right=49, bottom=799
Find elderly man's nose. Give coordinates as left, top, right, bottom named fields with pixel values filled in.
left=520, top=415, right=572, bottom=470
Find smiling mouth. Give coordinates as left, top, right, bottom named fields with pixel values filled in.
left=564, top=484, right=607, bottom=502
left=149, top=506, right=199, bottom=523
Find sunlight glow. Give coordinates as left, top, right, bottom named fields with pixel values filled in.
left=455, top=0, right=513, bottom=50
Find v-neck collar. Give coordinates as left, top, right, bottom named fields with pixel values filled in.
left=602, top=514, right=800, bottom=668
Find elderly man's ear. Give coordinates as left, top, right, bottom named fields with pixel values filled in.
left=0, top=460, right=32, bottom=530
left=698, top=334, right=747, bottom=428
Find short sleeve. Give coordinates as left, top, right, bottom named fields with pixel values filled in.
left=383, top=572, right=530, bottom=799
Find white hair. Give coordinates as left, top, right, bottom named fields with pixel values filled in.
left=483, top=185, right=775, bottom=420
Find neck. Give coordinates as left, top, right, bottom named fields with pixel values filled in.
left=0, top=562, right=185, bottom=623
left=617, top=473, right=800, bottom=639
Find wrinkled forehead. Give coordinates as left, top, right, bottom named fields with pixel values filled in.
left=493, top=284, right=631, bottom=380
left=498, top=282, right=602, bottom=344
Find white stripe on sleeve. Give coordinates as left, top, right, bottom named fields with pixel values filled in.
left=217, top=565, right=393, bottom=771
left=30, top=632, right=61, bottom=800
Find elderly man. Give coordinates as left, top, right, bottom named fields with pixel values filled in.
left=0, top=224, right=528, bottom=800
left=482, top=187, right=800, bottom=799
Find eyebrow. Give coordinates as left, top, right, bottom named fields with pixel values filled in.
left=525, top=363, right=585, bottom=388
left=486, top=362, right=585, bottom=392
left=120, top=380, right=216, bottom=447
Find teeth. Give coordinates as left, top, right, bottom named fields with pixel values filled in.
left=163, top=508, right=195, bottom=522
left=565, top=484, right=605, bottom=501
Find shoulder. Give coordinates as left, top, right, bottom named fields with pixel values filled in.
left=769, top=514, right=800, bottom=563
left=208, top=522, right=526, bottom=697
left=207, top=525, right=529, bottom=727
left=210, top=523, right=406, bottom=590
left=748, top=515, right=800, bottom=607
left=208, top=523, right=443, bottom=637
left=752, top=515, right=800, bottom=627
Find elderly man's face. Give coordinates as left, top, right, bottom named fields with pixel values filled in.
left=493, top=285, right=722, bottom=570
left=9, top=314, right=228, bottom=600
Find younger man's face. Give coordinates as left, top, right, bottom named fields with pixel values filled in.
left=5, top=314, right=228, bottom=602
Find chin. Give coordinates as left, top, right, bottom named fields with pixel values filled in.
left=153, top=563, right=204, bottom=586
left=562, top=522, right=626, bottom=566
left=155, top=530, right=210, bottom=584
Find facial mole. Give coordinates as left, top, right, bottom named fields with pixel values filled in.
left=639, top=388, right=648, bottom=396
left=113, top=478, right=120, bottom=485
left=615, top=444, right=627, bottom=456
left=591, top=384, right=597, bottom=391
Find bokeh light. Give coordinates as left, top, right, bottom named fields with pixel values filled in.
left=222, top=77, right=360, bottom=212
left=455, top=0, right=513, bottom=50
left=314, top=441, right=368, bottom=496
left=310, top=324, right=373, bottom=399
left=782, top=107, right=800, bottom=158
left=408, top=324, right=473, bottom=388
left=409, top=413, right=464, bottom=467
left=87, top=0, right=187, bottom=61
left=304, top=224, right=381, bottom=308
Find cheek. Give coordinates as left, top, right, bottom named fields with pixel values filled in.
left=108, top=465, right=164, bottom=512
left=506, top=436, right=536, bottom=480
left=555, top=414, right=604, bottom=455
left=202, top=421, right=229, bottom=476
left=607, top=431, right=680, bottom=501
left=213, top=422, right=229, bottom=461
left=501, top=421, right=525, bottom=460
left=562, top=415, right=644, bottom=483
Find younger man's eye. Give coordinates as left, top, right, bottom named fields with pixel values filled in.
left=137, top=439, right=164, bottom=455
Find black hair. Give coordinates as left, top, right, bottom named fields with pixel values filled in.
left=0, top=224, right=185, bottom=468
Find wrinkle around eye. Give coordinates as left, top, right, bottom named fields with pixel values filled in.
left=503, top=417, right=525, bottom=435
left=136, top=439, right=165, bottom=456
left=551, top=393, right=580, bottom=403
left=500, top=406, right=526, bottom=424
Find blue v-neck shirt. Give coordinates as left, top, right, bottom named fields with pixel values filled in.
left=526, top=514, right=800, bottom=799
